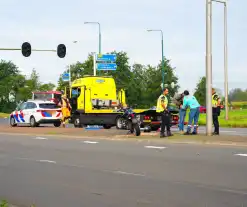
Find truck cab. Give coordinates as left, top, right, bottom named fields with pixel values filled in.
left=68, top=75, right=131, bottom=128
left=69, top=76, right=126, bottom=112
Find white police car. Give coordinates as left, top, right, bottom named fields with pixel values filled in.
left=9, top=100, right=62, bottom=127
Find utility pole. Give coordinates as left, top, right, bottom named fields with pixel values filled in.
left=211, top=0, right=229, bottom=120
left=206, top=0, right=213, bottom=136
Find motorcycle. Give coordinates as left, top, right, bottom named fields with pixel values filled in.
left=116, top=107, right=141, bottom=136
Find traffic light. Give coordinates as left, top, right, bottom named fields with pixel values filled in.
left=21, top=42, right=31, bottom=57
left=57, top=44, right=66, bottom=58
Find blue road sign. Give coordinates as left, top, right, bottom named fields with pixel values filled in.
left=62, top=73, right=70, bottom=82
left=97, top=63, right=117, bottom=70
left=97, top=54, right=116, bottom=62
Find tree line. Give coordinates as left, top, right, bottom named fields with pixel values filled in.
left=57, top=51, right=179, bottom=108
left=194, top=76, right=247, bottom=108
left=0, top=52, right=179, bottom=112
left=0, top=60, right=55, bottom=113
left=3, top=50, right=245, bottom=113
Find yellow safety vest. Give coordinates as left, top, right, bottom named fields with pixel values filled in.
left=156, top=94, right=168, bottom=112
left=212, top=93, right=219, bottom=108
left=61, top=97, right=70, bottom=108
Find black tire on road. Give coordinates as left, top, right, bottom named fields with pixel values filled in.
left=103, top=125, right=112, bottom=129
left=133, top=124, right=141, bottom=136
left=10, top=117, right=17, bottom=127
left=54, top=122, right=61, bottom=127
left=74, top=117, right=83, bottom=128
left=30, top=116, right=37, bottom=127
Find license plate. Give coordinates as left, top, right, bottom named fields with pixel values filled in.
left=143, top=120, right=151, bottom=122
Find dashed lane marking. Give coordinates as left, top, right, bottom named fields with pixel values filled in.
left=234, top=153, right=247, bottom=157
left=34, top=137, right=48, bottom=140
left=113, top=171, right=145, bottom=177
left=38, top=160, right=57, bottom=164
left=83, top=141, right=99, bottom=144
left=144, top=146, right=166, bottom=149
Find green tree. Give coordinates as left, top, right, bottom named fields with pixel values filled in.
left=57, top=52, right=179, bottom=108
left=39, top=83, right=56, bottom=91
left=229, top=88, right=247, bottom=102
left=0, top=60, right=23, bottom=112
left=194, top=76, right=206, bottom=106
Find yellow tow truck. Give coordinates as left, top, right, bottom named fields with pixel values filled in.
left=67, top=75, right=147, bottom=129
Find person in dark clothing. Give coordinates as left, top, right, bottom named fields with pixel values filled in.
left=173, top=92, right=186, bottom=133
left=212, top=88, right=221, bottom=135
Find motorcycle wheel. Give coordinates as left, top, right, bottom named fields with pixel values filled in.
left=133, top=124, right=141, bottom=136
left=116, top=116, right=124, bottom=129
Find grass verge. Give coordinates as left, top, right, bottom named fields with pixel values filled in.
left=0, top=113, right=8, bottom=118
left=184, top=109, right=247, bottom=128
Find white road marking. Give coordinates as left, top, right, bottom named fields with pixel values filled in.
left=234, top=153, right=247, bottom=157
left=83, top=141, right=99, bottom=144
left=38, top=160, right=56, bottom=164
left=145, top=146, right=166, bottom=149
left=34, top=137, right=48, bottom=140
left=113, top=171, right=145, bottom=177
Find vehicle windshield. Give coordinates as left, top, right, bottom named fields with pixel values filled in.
left=33, top=93, right=53, bottom=100
left=39, top=103, right=59, bottom=109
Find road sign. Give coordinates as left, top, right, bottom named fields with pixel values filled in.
left=96, top=54, right=116, bottom=62
left=62, top=73, right=70, bottom=82
left=97, top=63, right=117, bottom=71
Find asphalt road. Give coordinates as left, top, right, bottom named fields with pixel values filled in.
left=0, top=134, right=247, bottom=206
left=1, top=117, right=247, bottom=136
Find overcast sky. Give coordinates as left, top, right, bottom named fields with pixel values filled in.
left=0, top=0, right=246, bottom=93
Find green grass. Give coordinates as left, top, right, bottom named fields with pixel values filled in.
left=231, top=101, right=247, bottom=107
left=0, top=113, right=8, bottom=118
left=185, top=109, right=247, bottom=128
left=0, top=200, right=36, bottom=207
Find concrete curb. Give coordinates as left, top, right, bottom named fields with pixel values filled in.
left=1, top=132, right=247, bottom=147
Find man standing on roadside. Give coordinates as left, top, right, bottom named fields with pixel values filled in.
left=156, top=88, right=173, bottom=138
left=212, top=88, right=221, bottom=135
left=182, top=90, right=200, bottom=135
left=173, top=92, right=186, bottom=134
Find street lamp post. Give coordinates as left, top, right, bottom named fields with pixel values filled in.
left=84, top=21, right=102, bottom=55
left=147, top=29, right=165, bottom=89
left=212, top=0, right=229, bottom=120
left=206, top=0, right=213, bottom=136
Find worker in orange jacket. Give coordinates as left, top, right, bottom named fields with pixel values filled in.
left=58, top=91, right=71, bottom=128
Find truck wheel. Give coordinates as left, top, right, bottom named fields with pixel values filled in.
left=10, top=117, right=17, bottom=127
left=103, top=125, right=112, bottom=129
left=133, top=124, right=141, bottom=136
left=30, top=116, right=37, bottom=127
left=74, top=117, right=83, bottom=128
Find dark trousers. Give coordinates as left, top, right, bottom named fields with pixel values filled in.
left=213, top=113, right=219, bottom=133
left=161, top=111, right=171, bottom=134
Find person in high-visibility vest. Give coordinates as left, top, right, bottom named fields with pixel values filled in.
left=212, top=88, right=221, bottom=135
left=58, top=91, right=71, bottom=128
left=156, top=88, right=173, bottom=138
